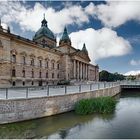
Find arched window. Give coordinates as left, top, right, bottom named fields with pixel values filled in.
left=12, top=67, right=16, bottom=77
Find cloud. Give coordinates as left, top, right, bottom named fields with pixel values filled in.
left=130, top=59, right=140, bottom=66
left=0, top=1, right=95, bottom=34
left=124, top=70, right=140, bottom=76
left=70, top=28, right=132, bottom=64
left=95, top=1, right=140, bottom=28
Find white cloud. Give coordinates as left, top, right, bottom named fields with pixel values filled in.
left=95, top=1, right=140, bottom=28
left=0, top=1, right=95, bottom=34
left=70, top=27, right=132, bottom=64
left=130, top=59, right=140, bottom=66
left=124, top=70, right=140, bottom=76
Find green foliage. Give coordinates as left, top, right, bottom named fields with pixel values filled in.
left=99, top=70, right=125, bottom=82
left=126, top=75, right=136, bottom=81
left=75, top=97, right=117, bottom=115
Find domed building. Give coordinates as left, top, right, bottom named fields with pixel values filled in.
left=33, top=16, right=56, bottom=48
left=0, top=16, right=99, bottom=87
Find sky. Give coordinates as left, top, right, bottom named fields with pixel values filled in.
left=0, top=0, right=140, bottom=75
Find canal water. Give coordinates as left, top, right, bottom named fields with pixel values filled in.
left=0, top=90, right=140, bottom=139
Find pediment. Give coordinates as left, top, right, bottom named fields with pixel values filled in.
left=71, top=50, right=90, bottom=62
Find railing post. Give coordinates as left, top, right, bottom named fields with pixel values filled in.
left=6, top=88, right=8, bottom=99
left=26, top=88, right=28, bottom=98
left=65, top=85, right=67, bottom=94
left=104, top=82, right=106, bottom=88
left=98, top=83, right=100, bottom=89
left=90, top=84, right=92, bottom=91
left=47, top=85, right=49, bottom=96
left=79, top=85, right=81, bottom=92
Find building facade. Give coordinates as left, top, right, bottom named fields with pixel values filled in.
left=0, top=17, right=99, bottom=87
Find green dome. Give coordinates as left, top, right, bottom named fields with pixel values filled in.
left=33, top=17, right=56, bottom=41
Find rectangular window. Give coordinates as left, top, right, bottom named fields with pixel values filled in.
left=46, top=61, right=48, bottom=68
left=39, top=60, right=42, bottom=67
left=12, top=55, right=16, bottom=63
left=23, top=56, right=26, bottom=65
left=52, top=73, right=54, bottom=78
left=12, top=69, right=16, bottom=77
left=52, top=63, right=54, bottom=69
left=31, top=70, right=34, bottom=78
left=46, top=72, right=48, bottom=78
left=22, top=69, right=25, bottom=77
left=31, top=59, right=34, bottom=66
left=39, top=71, right=42, bottom=78
left=57, top=64, right=59, bottom=70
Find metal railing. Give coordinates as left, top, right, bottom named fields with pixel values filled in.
left=0, top=80, right=140, bottom=100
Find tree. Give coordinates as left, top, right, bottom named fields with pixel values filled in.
left=99, top=70, right=125, bottom=82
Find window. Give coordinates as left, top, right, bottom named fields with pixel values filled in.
left=46, top=72, right=48, bottom=78
left=39, top=71, right=42, bottom=78
left=23, top=56, right=26, bottom=65
left=52, top=63, right=54, bottom=69
left=57, top=64, right=59, bottom=70
left=39, top=60, right=42, bottom=67
left=22, top=69, right=25, bottom=77
left=12, top=54, right=16, bottom=63
left=57, top=74, right=59, bottom=78
left=12, top=68, right=16, bottom=77
left=52, top=73, right=54, bottom=78
left=12, top=81, right=16, bottom=86
left=23, top=81, right=25, bottom=86
left=31, top=81, right=34, bottom=86
left=31, top=58, right=34, bottom=66
left=31, top=69, right=34, bottom=78
left=45, top=61, right=48, bottom=68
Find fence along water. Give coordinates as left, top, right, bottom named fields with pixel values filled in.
left=0, top=81, right=140, bottom=100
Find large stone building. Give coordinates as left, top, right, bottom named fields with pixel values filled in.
left=0, top=17, right=99, bottom=87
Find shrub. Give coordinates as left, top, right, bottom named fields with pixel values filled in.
left=75, top=97, right=117, bottom=115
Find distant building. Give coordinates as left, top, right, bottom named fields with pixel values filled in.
left=0, top=16, right=99, bottom=87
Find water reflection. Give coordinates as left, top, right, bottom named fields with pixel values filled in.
left=0, top=91, right=140, bottom=139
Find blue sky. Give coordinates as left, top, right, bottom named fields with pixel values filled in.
left=0, top=1, right=140, bottom=75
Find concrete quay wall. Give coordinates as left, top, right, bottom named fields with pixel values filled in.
left=0, top=86, right=121, bottom=124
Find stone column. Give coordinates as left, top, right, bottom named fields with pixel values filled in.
left=73, top=60, right=76, bottom=79
left=77, top=61, right=79, bottom=81
left=87, top=65, right=89, bottom=80
left=85, top=64, right=87, bottom=80
left=79, top=61, right=81, bottom=80
left=82, top=63, right=84, bottom=80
